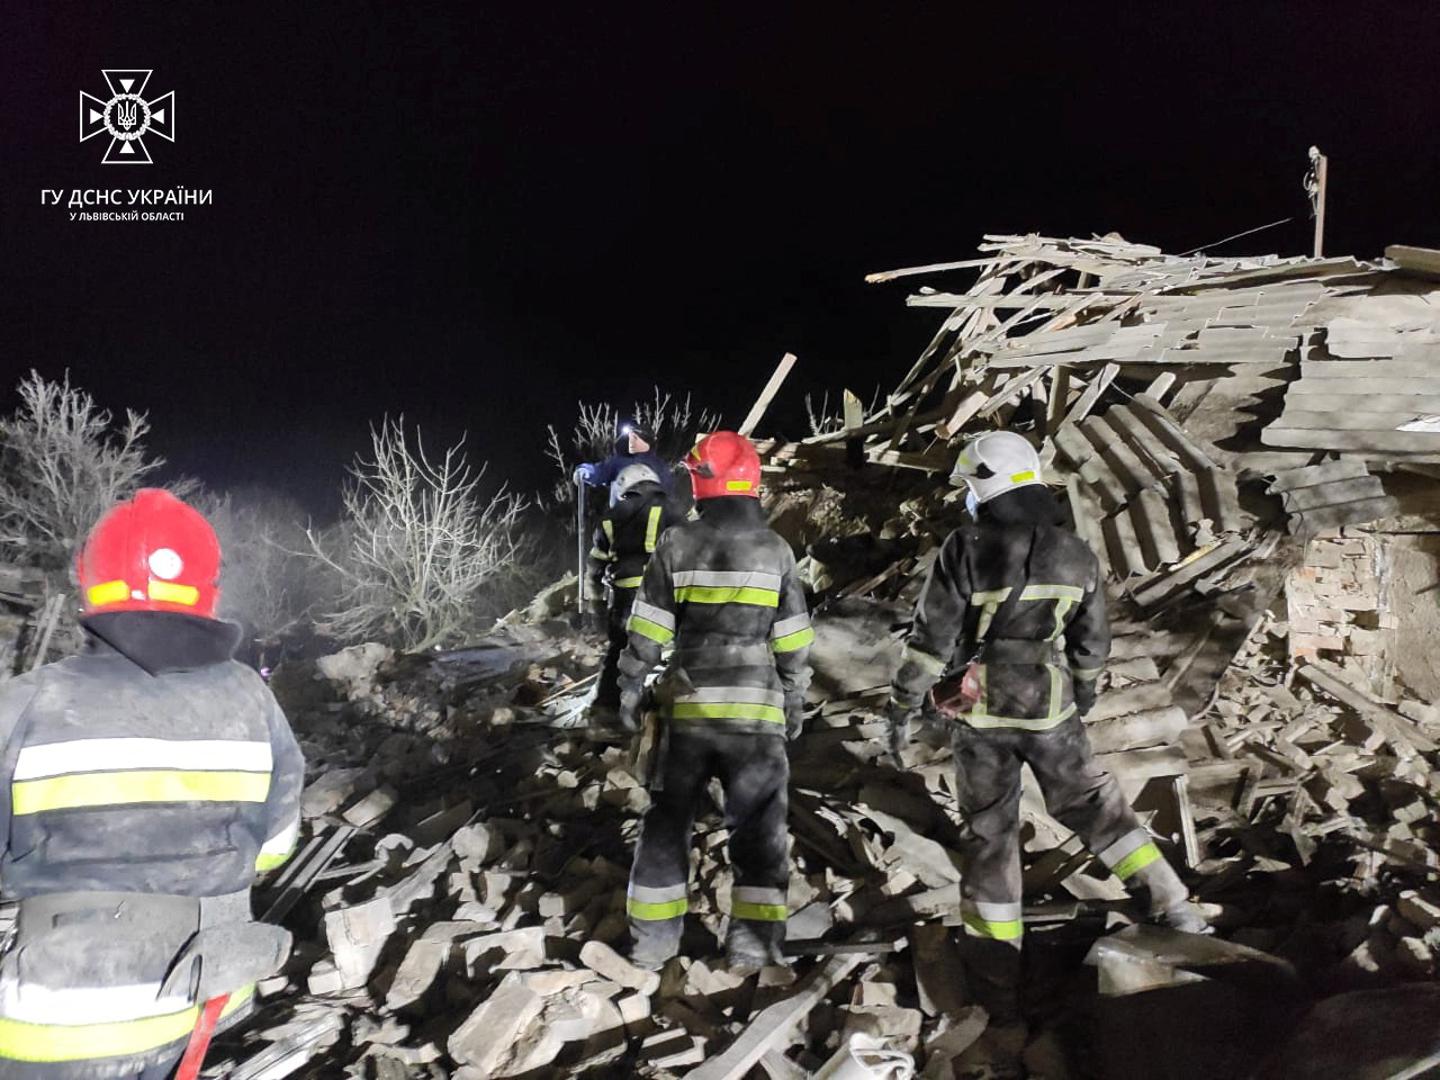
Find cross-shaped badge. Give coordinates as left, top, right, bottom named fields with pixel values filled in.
left=79, top=69, right=176, bottom=165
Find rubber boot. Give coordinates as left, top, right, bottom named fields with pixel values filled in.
left=724, top=920, right=785, bottom=973
left=1129, top=857, right=1211, bottom=934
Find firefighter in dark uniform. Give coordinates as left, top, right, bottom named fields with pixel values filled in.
left=585, top=463, right=684, bottom=713
left=888, top=432, right=1206, bottom=1022
left=0, top=490, right=304, bottom=1079
left=616, top=432, right=814, bottom=971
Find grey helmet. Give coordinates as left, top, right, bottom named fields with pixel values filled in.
left=610, top=463, right=662, bottom=506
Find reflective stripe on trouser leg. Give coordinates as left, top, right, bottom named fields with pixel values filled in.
left=721, top=734, right=790, bottom=956
left=961, top=899, right=1023, bottom=944
left=731, top=885, right=786, bottom=923
left=627, top=882, right=688, bottom=921
left=628, top=734, right=706, bottom=959
left=1100, top=828, right=1189, bottom=912
left=1097, top=827, right=1163, bottom=881
left=950, top=724, right=1026, bottom=1020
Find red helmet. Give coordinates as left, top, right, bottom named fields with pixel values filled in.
left=75, top=489, right=222, bottom=619
left=686, top=431, right=761, bottom=500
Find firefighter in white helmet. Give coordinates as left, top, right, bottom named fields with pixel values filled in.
left=585, top=463, right=684, bottom=713
left=888, top=431, right=1206, bottom=1024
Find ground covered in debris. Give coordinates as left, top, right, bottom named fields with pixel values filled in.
left=208, top=235, right=1440, bottom=1079
left=207, top=598, right=1440, bottom=1079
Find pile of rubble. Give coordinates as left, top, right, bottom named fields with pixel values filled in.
left=213, top=234, right=1440, bottom=1078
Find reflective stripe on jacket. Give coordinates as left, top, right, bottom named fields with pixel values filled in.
left=892, top=519, right=1109, bottom=730
left=618, top=497, right=813, bottom=735
left=0, top=643, right=304, bottom=1075
left=586, top=484, right=684, bottom=595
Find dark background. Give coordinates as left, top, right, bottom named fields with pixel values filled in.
left=3, top=3, right=1438, bottom=511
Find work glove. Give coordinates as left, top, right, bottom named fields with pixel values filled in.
left=885, top=699, right=916, bottom=769
left=1073, top=684, right=1097, bottom=719
left=618, top=688, right=643, bottom=734
left=573, top=463, right=597, bottom=485
left=785, top=696, right=805, bottom=742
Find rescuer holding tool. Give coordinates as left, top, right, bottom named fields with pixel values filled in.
left=573, top=419, right=675, bottom=494
left=887, top=432, right=1207, bottom=1022
left=614, top=432, right=814, bottom=971
left=0, top=489, right=304, bottom=1080
left=584, top=463, right=685, bottom=717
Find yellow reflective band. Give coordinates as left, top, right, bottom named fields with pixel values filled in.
left=962, top=912, right=1023, bottom=941
left=1010, top=470, right=1036, bottom=484
left=674, top=585, right=779, bottom=607
left=962, top=701, right=1077, bottom=731
left=85, top=580, right=131, bottom=608
left=1022, top=584, right=1085, bottom=601
left=726, top=480, right=754, bottom=492
left=1052, top=598, right=1073, bottom=641
left=645, top=505, right=662, bottom=553
left=627, top=897, right=688, bottom=921
left=0, top=983, right=253, bottom=1064
left=147, top=580, right=199, bottom=606
left=613, top=576, right=644, bottom=589
left=629, top=616, right=675, bottom=645
left=256, top=849, right=292, bottom=872
left=1112, top=841, right=1163, bottom=881
left=1073, top=666, right=1102, bottom=682
left=772, top=627, right=815, bottom=653
left=732, top=901, right=787, bottom=922
left=602, top=520, right=615, bottom=542
left=971, top=589, right=1011, bottom=604
left=12, top=770, right=271, bottom=816
left=672, top=701, right=785, bottom=724
left=589, top=547, right=614, bottom=562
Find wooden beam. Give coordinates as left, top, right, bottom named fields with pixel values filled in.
left=1385, top=244, right=1440, bottom=279
left=738, top=353, right=798, bottom=437
left=686, top=952, right=869, bottom=1080
left=1061, top=362, right=1120, bottom=426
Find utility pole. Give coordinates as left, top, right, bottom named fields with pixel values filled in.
left=1306, top=146, right=1329, bottom=258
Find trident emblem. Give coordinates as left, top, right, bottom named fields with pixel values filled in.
left=79, top=70, right=176, bottom=165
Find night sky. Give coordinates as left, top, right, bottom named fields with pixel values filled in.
left=4, top=4, right=1439, bottom=511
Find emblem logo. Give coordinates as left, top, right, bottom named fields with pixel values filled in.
left=79, top=69, right=175, bottom=165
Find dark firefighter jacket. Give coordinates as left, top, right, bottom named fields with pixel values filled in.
left=618, top=497, right=813, bottom=736
left=586, top=481, right=685, bottom=596
left=892, top=489, right=1109, bottom=730
left=0, top=612, right=305, bottom=1078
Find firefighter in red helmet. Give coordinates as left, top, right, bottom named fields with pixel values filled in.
left=0, top=489, right=304, bottom=1080
left=614, top=432, right=814, bottom=971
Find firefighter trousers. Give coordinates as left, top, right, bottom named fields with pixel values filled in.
left=627, top=729, right=789, bottom=964
left=595, top=588, right=638, bottom=707
left=951, top=714, right=1189, bottom=1018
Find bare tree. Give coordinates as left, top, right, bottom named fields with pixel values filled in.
left=199, top=489, right=319, bottom=659
left=0, top=371, right=170, bottom=566
left=306, top=417, right=527, bottom=652
left=545, top=387, right=719, bottom=507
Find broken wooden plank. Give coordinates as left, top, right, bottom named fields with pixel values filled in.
left=1297, top=661, right=1438, bottom=754
left=1280, top=476, right=1387, bottom=512
left=1268, top=458, right=1371, bottom=492
left=261, top=825, right=358, bottom=924
left=686, top=951, right=870, bottom=1080
left=1062, top=361, right=1121, bottom=427
left=738, top=353, right=799, bottom=437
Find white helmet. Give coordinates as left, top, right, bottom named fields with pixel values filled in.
left=610, top=463, right=662, bottom=505
left=951, top=431, right=1043, bottom=504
